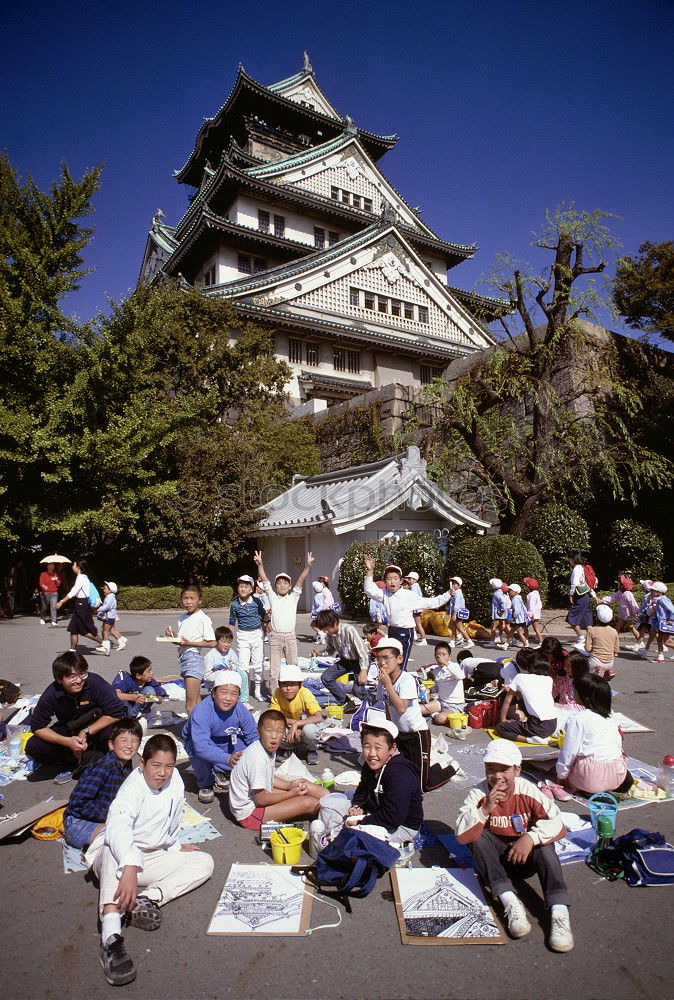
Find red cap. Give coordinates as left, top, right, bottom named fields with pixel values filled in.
left=523, top=577, right=538, bottom=589
left=500, top=582, right=509, bottom=592
left=619, top=574, right=634, bottom=591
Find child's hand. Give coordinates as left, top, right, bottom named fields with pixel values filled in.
left=357, top=671, right=368, bottom=686
left=227, top=751, right=243, bottom=767
left=306, top=551, right=315, bottom=566
left=165, top=626, right=175, bottom=637
left=378, top=667, right=392, bottom=687
left=348, top=806, right=364, bottom=817
left=485, top=778, right=508, bottom=813
left=179, top=637, right=191, bottom=646
left=291, top=779, right=307, bottom=793
left=287, top=722, right=301, bottom=743
left=253, top=550, right=262, bottom=565
left=364, top=555, right=375, bottom=574
left=114, top=865, right=139, bottom=911
left=507, top=834, right=534, bottom=865
left=135, top=693, right=147, bottom=705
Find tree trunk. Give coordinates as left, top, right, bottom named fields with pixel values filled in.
left=500, top=493, right=542, bottom=537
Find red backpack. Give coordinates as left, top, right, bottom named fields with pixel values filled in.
left=583, top=564, right=598, bottom=590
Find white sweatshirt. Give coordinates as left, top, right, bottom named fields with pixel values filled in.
left=364, top=576, right=451, bottom=628
left=556, top=709, right=623, bottom=779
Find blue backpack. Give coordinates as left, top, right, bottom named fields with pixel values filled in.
left=297, top=827, right=400, bottom=912
left=588, top=828, right=674, bottom=886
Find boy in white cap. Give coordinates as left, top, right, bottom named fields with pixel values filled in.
left=95, top=582, right=128, bottom=656
left=253, top=549, right=315, bottom=693
left=448, top=576, right=473, bottom=649
left=507, top=584, right=530, bottom=649
left=456, top=738, right=572, bottom=952
left=270, top=662, right=326, bottom=766
left=229, top=574, right=267, bottom=701
left=182, top=670, right=258, bottom=803
left=364, top=555, right=452, bottom=671
left=489, top=578, right=509, bottom=649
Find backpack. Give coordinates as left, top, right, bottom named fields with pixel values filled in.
left=587, top=828, right=674, bottom=886
left=297, top=826, right=400, bottom=912
left=583, top=564, right=598, bottom=590
left=88, top=581, right=102, bottom=609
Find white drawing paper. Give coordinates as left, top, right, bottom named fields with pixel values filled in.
left=207, top=864, right=308, bottom=935
left=395, top=866, right=501, bottom=939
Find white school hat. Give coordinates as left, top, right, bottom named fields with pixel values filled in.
left=483, top=739, right=522, bottom=767
left=384, top=564, right=403, bottom=576
left=359, top=708, right=398, bottom=740
left=212, top=670, right=241, bottom=690
left=488, top=578, right=503, bottom=589
left=279, top=663, right=304, bottom=683
left=449, top=576, right=463, bottom=587
left=274, top=572, right=292, bottom=583
left=639, top=579, right=653, bottom=590
left=406, top=571, right=420, bottom=581
left=508, top=583, right=521, bottom=594
left=312, top=580, right=324, bottom=593
left=650, top=581, right=667, bottom=594
left=237, top=575, right=255, bottom=586
left=104, top=581, right=118, bottom=594
left=596, top=605, right=613, bottom=624
left=373, top=636, right=404, bottom=656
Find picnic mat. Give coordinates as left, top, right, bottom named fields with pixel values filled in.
left=484, top=729, right=563, bottom=749
left=522, top=756, right=673, bottom=812
left=61, top=801, right=221, bottom=873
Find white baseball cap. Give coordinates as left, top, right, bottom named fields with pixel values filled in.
left=406, top=571, right=419, bottom=581
left=279, top=663, right=304, bottom=683
left=237, top=575, right=255, bottom=586
left=489, top=577, right=503, bottom=589
left=274, top=572, right=292, bottom=583
left=359, top=708, right=398, bottom=740
left=596, top=604, right=613, bottom=623
left=384, top=564, right=403, bottom=576
left=508, top=583, right=522, bottom=594
left=449, top=576, right=463, bottom=587
left=104, top=581, right=118, bottom=594
left=373, top=636, right=404, bottom=655
left=212, top=670, right=241, bottom=690
left=651, top=581, right=667, bottom=594
left=483, top=739, right=522, bottom=767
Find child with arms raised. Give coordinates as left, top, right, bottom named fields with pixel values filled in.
left=165, top=584, right=215, bottom=715
left=86, top=734, right=214, bottom=986
left=228, top=709, right=328, bottom=831
left=456, top=739, right=572, bottom=952
left=254, top=549, right=314, bottom=693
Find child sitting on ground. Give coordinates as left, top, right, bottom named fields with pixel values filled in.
left=420, top=641, right=468, bottom=735
left=496, top=652, right=557, bottom=743
left=64, top=717, right=143, bottom=850
left=455, top=649, right=501, bottom=698
left=114, top=656, right=167, bottom=717
left=165, top=583, right=215, bottom=715
left=95, top=581, right=128, bottom=656
left=552, top=650, right=589, bottom=714
left=229, top=574, right=266, bottom=701
left=584, top=605, right=620, bottom=678
left=270, top=663, right=327, bottom=766
left=182, top=670, right=259, bottom=804
left=489, top=578, right=509, bottom=649
left=314, top=608, right=371, bottom=707
left=228, top=709, right=328, bottom=831
left=523, top=577, right=543, bottom=646
left=363, top=621, right=386, bottom=651
left=456, top=738, right=573, bottom=952
left=86, top=734, right=214, bottom=987
left=203, top=626, right=248, bottom=702
left=551, top=673, right=634, bottom=799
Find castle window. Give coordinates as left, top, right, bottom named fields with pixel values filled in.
left=258, top=210, right=270, bottom=233
left=305, top=342, right=319, bottom=366
left=364, top=292, right=375, bottom=310
left=288, top=338, right=302, bottom=364
left=330, top=186, right=339, bottom=200
left=391, top=299, right=401, bottom=317
left=273, top=214, right=285, bottom=238
left=334, top=347, right=360, bottom=374
left=314, top=227, right=325, bottom=249
left=252, top=257, right=266, bottom=274
left=238, top=254, right=252, bottom=274
left=420, top=364, right=441, bottom=385
left=363, top=197, right=373, bottom=213
left=202, top=265, right=216, bottom=287
left=377, top=296, right=388, bottom=314
left=352, top=194, right=362, bottom=210
left=328, top=230, right=339, bottom=246
left=404, top=302, right=414, bottom=320
left=418, top=305, right=429, bottom=323
left=349, top=287, right=360, bottom=306
left=340, top=189, right=350, bottom=204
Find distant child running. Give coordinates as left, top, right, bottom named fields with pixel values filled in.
left=229, top=574, right=266, bottom=701
left=165, top=584, right=215, bottom=715
left=643, top=581, right=674, bottom=662
left=600, top=575, right=639, bottom=650
left=95, top=582, right=128, bottom=656
left=254, top=549, right=314, bottom=692
left=114, top=656, right=167, bottom=718
left=507, top=584, right=529, bottom=648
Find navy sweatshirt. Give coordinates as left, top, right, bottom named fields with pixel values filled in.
left=352, top=753, right=424, bottom=832
left=30, top=673, right=126, bottom=731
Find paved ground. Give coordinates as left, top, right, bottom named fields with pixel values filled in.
left=1, top=609, right=672, bottom=1000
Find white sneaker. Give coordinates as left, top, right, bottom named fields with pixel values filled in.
left=462, top=639, right=475, bottom=648
left=656, top=653, right=665, bottom=662
left=549, top=909, right=574, bottom=952
left=116, top=636, right=128, bottom=651
left=50, top=621, right=58, bottom=627
left=448, top=640, right=456, bottom=648
left=496, top=641, right=509, bottom=650
left=415, top=638, right=428, bottom=646
left=39, top=619, right=46, bottom=625
left=454, top=636, right=465, bottom=646
left=502, top=897, right=531, bottom=939
left=627, top=642, right=643, bottom=652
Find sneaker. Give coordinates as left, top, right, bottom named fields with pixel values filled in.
left=53, top=769, right=73, bottom=784
left=100, top=934, right=136, bottom=986
left=39, top=618, right=46, bottom=625
left=502, top=897, right=531, bottom=939
left=541, top=780, right=572, bottom=801
left=415, top=638, right=428, bottom=646
left=50, top=621, right=58, bottom=627
left=454, top=636, right=465, bottom=645
left=476, top=682, right=500, bottom=698
left=94, top=645, right=107, bottom=653
left=198, top=787, right=215, bottom=804
left=656, top=653, right=665, bottom=662
left=496, top=642, right=509, bottom=651
left=127, top=895, right=162, bottom=931
left=448, top=640, right=456, bottom=648
left=306, top=751, right=320, bottom=766
left=213, top=771, right=230, bottom=792
left=116, top=636, right=128, bottom=651
left=528, top=735, right=552, bottom=745
left=627, top=642, right=642, bottom=652
left=549, top=910, right=574, bottom=952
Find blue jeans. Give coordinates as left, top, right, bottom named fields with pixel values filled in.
left=320, top=658, right=367, bottom=705
left=64, top=813, right=101, bottom=849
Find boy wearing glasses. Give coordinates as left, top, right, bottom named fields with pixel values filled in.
left=25, top=650, right=126, bottom=784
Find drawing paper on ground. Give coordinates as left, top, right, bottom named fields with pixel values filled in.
left=207, top=864, right=313, bottom=935
left=391, top=866, right=505, bottom=945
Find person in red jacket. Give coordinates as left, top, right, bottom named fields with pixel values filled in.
left=39, top=562, right=61, bottom=627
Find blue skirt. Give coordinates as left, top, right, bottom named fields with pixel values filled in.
left=566, top=593, right=592, bottom=628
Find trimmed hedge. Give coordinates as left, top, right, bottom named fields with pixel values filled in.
left=446, top=535, right=548, bottom=625
left=606, top=519, right=664, bottom=581
left=337, top=532, right=444, bottom=617
left=528, top=503, right=590, bottom=603
left=116, top=585, right=233, bottom=611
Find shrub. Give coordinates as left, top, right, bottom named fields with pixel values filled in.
left=389, top=532, right=444, bottom=598
left=606, top=520, right=664, bottom=582
left=446, top=534, right=548, bottom=625
left=117, top=585, right=233, bottom=611
left=528, top=503, right=590, bottom=603
left=337, top=539, right=396, bottom=618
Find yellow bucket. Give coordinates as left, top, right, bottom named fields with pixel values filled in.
left=447, top=712, right=469, bottom=730
left=421, top=680, right=435, bottom=691
left=270, top=827, right=305, bottom=865
left=325, top=704, right=344, bottom=720
left=20, top=731, right=32, bottom=752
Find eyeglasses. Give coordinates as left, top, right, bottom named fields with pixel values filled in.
left=64, top=672, right=88, bottom=682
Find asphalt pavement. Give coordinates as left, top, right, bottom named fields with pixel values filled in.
left=1, top=609, right=672, bottom=1000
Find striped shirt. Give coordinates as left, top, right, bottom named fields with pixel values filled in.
left=229, top=596, right=265, bottom=631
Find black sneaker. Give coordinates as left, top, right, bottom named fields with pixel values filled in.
left=276, top=748, right=291, bottom=761
left=127, top=895, right=162, bottom=931
left=100, top=934, right=136, bottom=986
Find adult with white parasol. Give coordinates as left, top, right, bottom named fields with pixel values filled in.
left=38, top=554, right=69, bottom=627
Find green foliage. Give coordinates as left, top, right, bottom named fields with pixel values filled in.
left=447, top=534, right=548, bottom=624
left=605, top=519, right=664, bottom=581
left=310, top=402, right=386, bottom=469
left=117, top=585, right=233, bottom=611
left=614, top=241, right=674, bottom=342
left=337, top=532, right=445, bottom=616
left=528, top=503, right=590, bottom=602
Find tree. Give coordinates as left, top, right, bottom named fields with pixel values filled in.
left=423, top=205, right=673, bottom=535
left=614, top=241, right=674, bottom=342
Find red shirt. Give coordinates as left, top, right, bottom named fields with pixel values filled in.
left=39, top=571, right=60, bottom=594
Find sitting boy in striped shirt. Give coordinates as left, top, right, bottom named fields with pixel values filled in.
left=63, top=717, right=143, bottom=850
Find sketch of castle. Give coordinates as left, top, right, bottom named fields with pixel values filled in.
left=216, top=870, right=305, bottom=931
left=401, top=871, right=500, bottom=938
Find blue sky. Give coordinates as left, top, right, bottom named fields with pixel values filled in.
left=3, top=0, right=672, bottom=337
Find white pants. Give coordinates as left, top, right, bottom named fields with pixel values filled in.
left=237, top=629, right=265, bottom=684
left=92, top=844, right=214, bottom=915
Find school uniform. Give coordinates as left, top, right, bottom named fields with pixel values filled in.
left=652, top=595, right=674, bottom=634
left=64, top=574, right=97, bottom=636
left=603, top=590, right=639, bottom=622
left=97, top=593, right=118, bottom=625
left=365, top=576, right=451, bottom=670
left=526, top=589, right=542, bottom=623
left=566, top=565, right=595, bottom=629
left=491, top=589, right=509, bottom=622
left=510, top=594, right=528, bottom=627
left=556, top=709, right=631, bottom=794
left=228, top=739, right=276, bottom=830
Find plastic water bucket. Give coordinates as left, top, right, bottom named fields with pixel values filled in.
left=270, top=827, right=305, bottom=865
left=325, top=704, right=344, bottom=720
left=587, top=792, right=619, bottom=834
left=448, top=713, right=469, bottom=730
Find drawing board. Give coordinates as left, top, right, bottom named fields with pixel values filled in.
left=0, top=797, right=69, bottom=841
left=207, top=864, right=313, bottom=935
left=390, top=866, right=505, bottom=946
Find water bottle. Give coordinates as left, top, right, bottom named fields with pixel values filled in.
left=7, top=725, right=22, bottom=760
left=309, top=650, right=318, bottom=672
left=656, top=755, right=674, bottom=796
left=321, top=767, right=335, bottom=789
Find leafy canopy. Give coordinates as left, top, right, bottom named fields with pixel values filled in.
left=613, top=241, right=674, bottom=343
